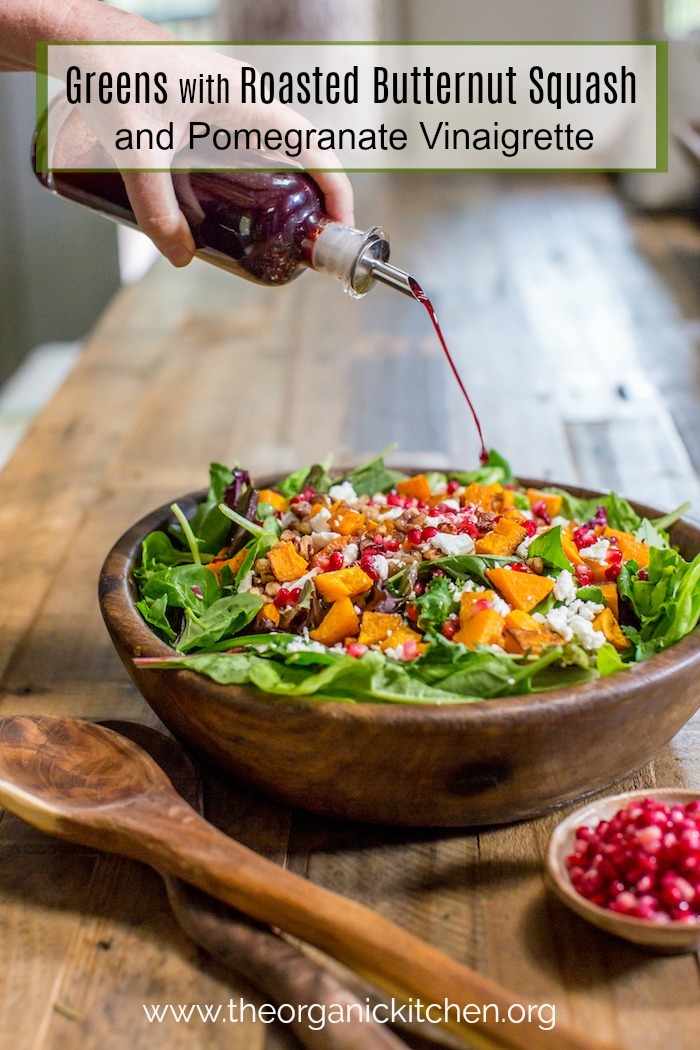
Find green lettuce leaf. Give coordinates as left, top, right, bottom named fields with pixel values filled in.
left=176, top=593, right=265, bottom=653
left=413, top=577, right=457, bottom=631
left=527, top=526, right=573, bottom=572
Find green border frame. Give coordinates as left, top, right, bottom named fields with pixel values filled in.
left=35, top=40, right=668, bottom=175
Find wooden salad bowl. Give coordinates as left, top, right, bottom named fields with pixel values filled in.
left=99, top=476, right=700, bottom=827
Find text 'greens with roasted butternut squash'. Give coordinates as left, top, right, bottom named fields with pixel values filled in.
left=133, top=452, right=700, bottom=704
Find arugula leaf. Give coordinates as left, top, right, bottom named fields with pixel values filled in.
left=413, top=577, right=456, bottom=631
left=277, top=464, right=312, bottom=498
left=234, top=516, right=280, bottom=588
left=410, top=554, right=517, bottom=587
left=527, top=526, right=573, bottom=572
left=634, top=517, right=669, bottom=551
left=136, top=532, right=194, bottom=581
left=176, top=593, right=265, bottom=653
left=448, top=449, right=516, bottom=488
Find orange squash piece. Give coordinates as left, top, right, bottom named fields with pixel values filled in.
left=205, top=548, right=248, bottom=581
left=358, top=611, right=403, bottom=646
left=315, top=565, right=374, bottom=603
left=526, top=488, right=563, bottom=519
left=327, top=503, right=366, bottom=536
left=396, top=473, right=432, bottom=502
left=268, top=541, right=309, bottom=583
left=257, top=488, right=289, bottom=513
left=460, top=482, right=500, bottom=512
left=257, top=602, right=281, bottom=627
left=598, top=582, right=620, bottom=620
left=561, top=529, right=584, bottom=567
left=378, top=624, right=427, bottom=655
left=592, top=607, right=631, bottom=651
left=310, top=598, right=360, bottom=648
left=475, top=517, right=527, bottom=556
left=453, top=608, right=504, bottom=648
left=309, top=535, right=351, bottom=568
left=486, top=567, right=554, bottom=612
left=504, top=625, right=562, bottom=655
left=459, top=590, right=497, bottom=623
left=603, top=528, right=650, bottom=569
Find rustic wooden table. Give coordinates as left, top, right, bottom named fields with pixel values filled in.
left=1, top=173, right=699, bottom=1050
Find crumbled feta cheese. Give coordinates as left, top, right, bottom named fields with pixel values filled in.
left=283, top=568, right=320, bottom=590
left=545, top=604, right=606, bottom=651
left=311, top=530, right=341, bottom=552
left=377, top=506, right=404, bottom=522
left=553, top=570, right=577, bottom=605
left=441, top=498, right=461, bottom=511
left=516, top=536, right=535, bottom=559
left=343, top=543, right=359, bottom=565
left=285, top=636, right=328, bottom=654
left=568, top=598, right=604, bottom=621
left=237, top=570, right=254, bottom=593
left=366, top=553, right=389, bottom=580
left=453, top=579, right=481, bottom=601
left=372, top=493, right=388, bottom=505
left=430, top=532, right=475, bottom=557
left=384, top=643, right=407, bottom=661
left=580, top=538, right=610, bottom=564
left=329, top=481, right=358, bottom=502
left=431, top=481, right=448, bottom=496
left=309, top=507, right=332, bottom=533
left=491, top=594, right=512, bottom=617
left=280, top=510, right=297, bottom=528
left=551, top=516, right=568, bottom=529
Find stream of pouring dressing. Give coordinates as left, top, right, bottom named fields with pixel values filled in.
left=408, top=277, right=489, bottom=465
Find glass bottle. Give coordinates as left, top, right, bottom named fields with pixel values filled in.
left=34, top=96, right=413, bottom=299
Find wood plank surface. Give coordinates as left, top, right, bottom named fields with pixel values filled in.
left=1, top=172, right=700, bottom=1050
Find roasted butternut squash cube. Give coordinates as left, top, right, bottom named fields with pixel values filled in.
left=309, top=535, right=351, bottom=568
left=460, top=482, right=500, bottom=512
left=475, top=517, right=527, bottom=556
left=315, top=565, right=374, bottom=603
left=453, top=608, right=504, bottom=648
left=257, top=602, right=281, bottom=627
left=310, top=598, right=360, bottom=647
left=459, top=590, right=497, bottom=623
left=485, top=567, right=554, bottom=612
left=205, top=548, right=248, bottom=582
left=378, top=624, right=427, bottom=655
left=598, top=582, right=620, bottom=620
left=561, top=529, right=584, bottom=567
left=592, top=607, right=631, bottom=651
left=396, top=473, right=432, bottom=502
left=257, top=488, right=289, bottom=513
left=603, top=528, right=650, bottom=569
left=328, top=504, right=366, bottom=536
left=504, top=609, right=541, bottom=631
left=358, top=611, right=403, bottom=646
left=268, top=541, right=309, bottom=583
left=504, top=625, right=561, bottom=655
left=526, top=488, right=563, bottom=519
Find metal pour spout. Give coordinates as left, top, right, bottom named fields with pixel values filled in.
left=367, top=259, right=416, bottom=299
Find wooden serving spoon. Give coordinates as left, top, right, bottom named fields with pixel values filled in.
left=0, top=715, right=624, bottom=1050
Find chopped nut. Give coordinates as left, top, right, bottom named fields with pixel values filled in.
left=254, top=558, right=270, bottom=575
left=265, top=581, right=281, bottom=596
left=526, top=557, right=544, bottom=574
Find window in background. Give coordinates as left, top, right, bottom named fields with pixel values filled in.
left=105, top=0, right=219, bottom=39
left=664, top=0, right=700, bottom=36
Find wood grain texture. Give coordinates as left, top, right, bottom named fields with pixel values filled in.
left=1, top=173, right=700, bottom=1049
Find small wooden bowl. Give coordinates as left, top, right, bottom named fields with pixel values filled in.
left=546, top=789, right=700, bottom=953
left=99, top=477, right=700, bottom=827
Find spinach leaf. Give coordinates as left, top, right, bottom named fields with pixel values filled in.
left=341, top=450, right=408, bottom=497
left=136, top=531, right=193, bottom=581
left=576, top=586, right=605, bottom=605
left=605, top=493, right=642, bottom=533
left=176, top=593, right=265, bottom=653
left=527, top=526, right=573, bottom=572
left=135, top=594, right=176, bottom=641
left=596, top=643, right=628, bottom=676
left=179, top=462, right=236, bottom=554
left=234, top=516, right=280, bottom=588
left=448, top=449, right=516, bottom=488
left=276, top=456, right=334, bottom=498
left=141, top=564, right=221, bottom=612
left=620, top=547, right=700, bottom=653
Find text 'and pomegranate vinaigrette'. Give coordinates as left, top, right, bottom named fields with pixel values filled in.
left=36, top=97, right=488, bottom=460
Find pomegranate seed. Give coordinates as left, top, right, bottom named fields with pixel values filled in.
left=428, top=506, right=441, bottom=518
left=606, top=548, right=623, bottom=564
left=386, top=492, right=404, bottom=507
left=406, top=603, right=419, bottom=623
left=531, top=500, right=550, bottom=523
left=605, top=562, right=622, bottom=582
left=402, top=638, right=419, bottom=660
left=289, top=588, right=302, bottom=603
left=413, top=581, right=425, bottom=596
left=471, top=598, right=494, bottom=615
left=446, top=480, right=460, bottom=495
left=591, top=505, right=609, bottom=528
left=458, top=521, right=480, bottom=538
left=523, top=519, right=538, bottom=537
left=346, top=642, right=368, bottom=658
left=441, top=619, right=458, bottom=640
left=407, top=528, right=423, bottom=545
left=431, top=569, right=446, bottom=578
left=329, top=551, right=345, bottom=571
left=383, top=537, right=400, bottom=553
left=299, top=486, right=315, bottom=501
left=574, top=526, right=596, bottom=549
left=510, top=563, right=529, bottom=573
left=316, top=555, right=331, bottom=572
left=420, top=526, right=438, bottom=542
left=360, top=557, right=380, bottom=581
left=575, top=564, right=594, bottom=586
left=565, top=797, right=700, bottom=924
left=273, top=587, right=292, bottom=609
left=638, top=569, right=649, bottom=581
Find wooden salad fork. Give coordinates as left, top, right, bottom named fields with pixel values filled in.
left=0, top=715, right=625, bottom=1050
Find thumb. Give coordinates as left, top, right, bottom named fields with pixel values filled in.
left=120, top=170, right=196, bottom=267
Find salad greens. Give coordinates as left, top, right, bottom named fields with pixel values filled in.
left=132, top=451, right=700, bottom=704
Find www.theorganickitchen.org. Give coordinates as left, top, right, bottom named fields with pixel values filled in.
left=142, top=996, right=556, bottom=1032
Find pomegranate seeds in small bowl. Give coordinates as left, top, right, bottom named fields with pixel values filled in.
left=546, top=790, right=700, bottom=953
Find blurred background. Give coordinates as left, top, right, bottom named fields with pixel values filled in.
left=1, top=0, right=699, bottom=501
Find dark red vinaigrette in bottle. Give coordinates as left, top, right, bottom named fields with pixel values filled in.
left=35, top=97, right=488, bottom=462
